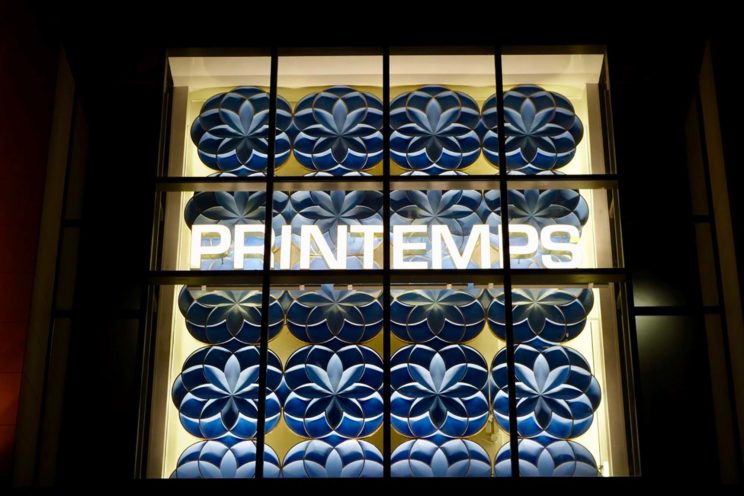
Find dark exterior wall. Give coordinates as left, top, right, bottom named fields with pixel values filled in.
left=712, top=39, right=744, bottom=311
left=706, top=39, right=744, bottom=479
left=0, top=2, right=57, bottom=482
left=609, top=41, right=719, bottom=478
left=52, top=43, right=164, bottom=483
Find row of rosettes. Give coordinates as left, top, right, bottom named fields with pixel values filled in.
left=172, top=342, right=601, bottom=442
left=184, top=189, right=589, bottom=270
left=190, top=84, right=583, bottom=176
left=171, top=437, right=598, bottom=478
left=179, top=285, right=595, bottom=349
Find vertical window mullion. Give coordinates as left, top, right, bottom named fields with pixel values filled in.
left=382, top=46, right=392, bottom=480
left=255, top=47, right=279, bottom=479
left=494, top=47, right=520, bottom=478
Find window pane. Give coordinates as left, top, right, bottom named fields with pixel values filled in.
left=390, top=54, right=497, bottom=176
left=635, top=315, right=716, bottom=477
left=390, top=285, right=509, bottom=477
left=275, top=55, right=383, bottom=177
left=500, top=52, right=608, bottom=175
left=272, top=190, right=383, bottom=270
left=492, top=285, right=629, bottom=476
left=505, top=187, right=620, bottom=269
left=158, top=189, right=268, bottom=271
left=263, top=284, right=384, bottom=478
left=390, top=189, right=502, bottom=269
left=151, top=285, right=278, bottom=478
left=390, top=283, right=508, bottom=477
left=167, top=56, right=273, bottom=177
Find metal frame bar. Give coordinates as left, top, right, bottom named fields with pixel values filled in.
left=494, top=46, right=520, bottom=478
left=254, top=48, right=279, bottom=478
left=154, top=174, right=618, bottom=192
left=694, top=88, right=744, bottom=478
left=381, top=45, right=392, bottom=479
left=133, top=55, right=174, bottom=478
left=33, top=89, right=79, bottom=482
left=148, top=268, right=625, bottom=286
left=599, top=46, right=644, bottom=475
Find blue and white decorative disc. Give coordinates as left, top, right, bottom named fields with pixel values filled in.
left=391, top=344, right=489, bottom=438
left=491, top=344, right=601, bottom=439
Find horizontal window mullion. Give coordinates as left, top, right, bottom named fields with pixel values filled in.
left=154, top=175, right=619, bottom=192
left=148, top=268, right=625, bottom=286
left=511, top=268, right=626, bottom=285
left=506, top=174, right=618, bottom=190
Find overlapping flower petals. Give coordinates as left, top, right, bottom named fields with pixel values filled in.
left=191, top=87, right=292, bottom=176
left=390, top=189, right=487, bottom=268
left=177, top=82, right=602, bottom=480
left=293, top=86, right=383, bottom=175
left=391, top=85, right=482, bottom=175
left=282, top=439, right=383, bottom=478
left=487, top=288, right=594, bottom=347
left=283, top=345, right=383, bottom=439
left=184, top=191, right=267, bottom=227
left=493, top=439, right=598, bottom=477
left=482, top=85, right=584, bottom=174
left=391, top=344, right=489, bottom=438
left=286, top=284, right=383, bottom=346
left=391, top=439, right=491, bottom=477
left=483, top=189, right=589, bottom=232
left=191, top=84, right=584, bottom=177
left=183, top=191, right=268, bottom=270
left=279, top=190, right=383, bottom=269
left=391, top=289, right=485, bottom=346
left=491, top=345, right=601, bottom=439
left=171, top=439, right=281, bottom=478
left=178, top=287, right=284, bottom=345
left=171, top=345, right=283, bottom=439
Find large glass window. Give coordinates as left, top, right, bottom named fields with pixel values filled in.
left=146, top=47, right=634, bottom=479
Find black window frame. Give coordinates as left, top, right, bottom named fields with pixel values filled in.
left=137, top=44, right=642, bottom=479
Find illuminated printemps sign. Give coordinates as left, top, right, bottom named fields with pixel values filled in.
left=190, top=222, right=582, bottom=270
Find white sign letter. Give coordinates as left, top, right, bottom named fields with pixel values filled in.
left=541, top=224, right=582, bottom=268
left=350, top=224, right=383, bottom=269
left=233, top=224, right=265, bottom=269
left=279, top=224, right=292, bottom=270
left=191, top=225, right=231, bottom=269
left=392, top=225, right=428, bottom=269
left=431, top=224, right=491, bottom=269
left=300, top=225, right=348, bottom=269
left=498, top=224, right=539, bottom=267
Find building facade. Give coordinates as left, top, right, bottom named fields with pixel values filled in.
left=2, top=10, right=743, bottom=486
